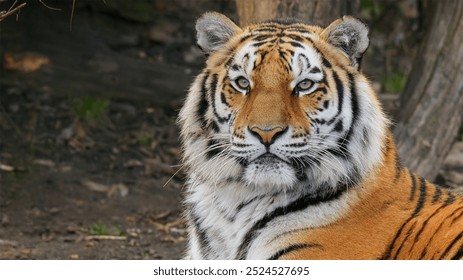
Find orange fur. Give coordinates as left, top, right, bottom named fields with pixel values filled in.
left=281, top=134, right=463, bottom=259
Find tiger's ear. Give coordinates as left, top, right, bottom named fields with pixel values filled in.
left=196, top=12, right=242, bottom=54
left=321, top=16, right=369, bottom=69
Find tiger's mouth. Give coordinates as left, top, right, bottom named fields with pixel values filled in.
left=242, top=152, right=299, bottom=189
left=252, top=153, right=288, bottom=165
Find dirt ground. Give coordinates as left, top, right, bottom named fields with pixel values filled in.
left=0, top=86, right=187, bottom=259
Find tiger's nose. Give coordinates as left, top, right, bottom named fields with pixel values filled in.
left=248, top=126, right=288, bottom=147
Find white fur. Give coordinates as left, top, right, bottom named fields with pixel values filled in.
left=186, top=178, right=358, bottom=259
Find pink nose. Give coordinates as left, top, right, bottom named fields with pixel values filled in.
left=249, top=126, right=288, bottom=147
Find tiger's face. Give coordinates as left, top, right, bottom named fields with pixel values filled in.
left=180, top=13, right=387, bottom=195
left=225, top=36, right=336, bottom=188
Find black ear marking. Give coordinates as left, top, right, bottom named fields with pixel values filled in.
left=321, top=16, right=369, bottom=69
left=196, top=12, right=242, bottom=54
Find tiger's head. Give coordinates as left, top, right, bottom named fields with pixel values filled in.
left=179, top=12, right=388, bottom=196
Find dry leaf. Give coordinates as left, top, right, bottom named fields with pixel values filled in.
left=68, top=254, right=80, bottom=260
left=124, top=159, right=144, bottom=168
left=4, top=52, right=50, bottom=73
left=33, top=159, right=55, bottom=168
left=81, top=179, right=110, bottom=193
left=0, top=163, right=14, bottom=172
left=84, top=235, right=127, bottom=241
left=107, top=183, right=129, bottom=198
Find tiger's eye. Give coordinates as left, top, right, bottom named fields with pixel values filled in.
left=297, top=79, right=313, bottom=91
left=235, top=76, right=250, bottom=90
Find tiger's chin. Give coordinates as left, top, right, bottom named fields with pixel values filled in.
left=243, top=155, right=298, bottom=190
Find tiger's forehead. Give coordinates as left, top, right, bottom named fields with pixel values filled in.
left=229, top=23, right=324, bottom=79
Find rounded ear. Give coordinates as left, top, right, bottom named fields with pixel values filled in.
left=196, top=12, right=242, bottom=54
left=320, top=16, right=369, bottom=69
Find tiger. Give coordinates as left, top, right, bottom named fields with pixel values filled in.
left=177, top=12, right=463, bottom=260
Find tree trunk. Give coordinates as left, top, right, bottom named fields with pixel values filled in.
left=393, top=0, right=463, bottom=181
left=235, top=0, right=358, bottom=27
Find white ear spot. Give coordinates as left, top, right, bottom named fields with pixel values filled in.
left=321, top=16, right=369, bottom=69
left=196, top=12, right=242, bottom=54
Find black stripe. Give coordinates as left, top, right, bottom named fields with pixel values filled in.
left=229, top=194, right=269, bottom=222
left=289, top=41, right=304, bottom=48
left=344, top=73, right=359, bottom=143
left=326, top=71, right=344, bottom=126
left=238, top=34, right=253, bottom=44
left=278, top=49, right=287, bottom=60
left=391, top=220, right=417, bottom=259
left=235, top=186, right=347, bottom=259
left=197, top=72, right=210, bottom=129
left=412, top=177, right=427, bottom=217
left=206, top=139, right=222, bottom=159
left=322, top=57, right=332, bottom=68
left=392, top=178, right=430, bottom=259
left=313, top=118, right=326, bottom=125
left=253, top=27, right=279, bottom=33
left=279, top=50, right=292, bottom=72
left=382, top=172, right=419, bottom=259
left=223, top=54, right=236, bottom=68
left=211, top=121, right=220, bottom=132
left=444, top=192, right=456, bottom=204
left=298, top=53, right=311, bottom=70
left=333, top=120, right=343, bottom=133
left=191, top=212, right=209, bottom=259
left=387, top=137, right=402, bottom=184
left=310, top=66, right=321, bottom=73
left=449, top=206, right=463, bottom=226
left=409, top=170, right=417, bottom=201
left=408, top=203, right=449, bottom=258
left=286, top=34, right=305, bottom=42
left=432, top=186, right=443, bottom=203
left=286, top=27, right=311, bottom=33
left=420, top=206, right=463, bottom=259
left=260, top=50, right=269, bottom=63
left=317, top=87, right=328, bottom=94
left=383, top=221, right=407, bottom=259
left=440, top=231, right=463, bottom=259
left=323, top=100, right=329, bottom=109
left=253, top=34, right=273, bottom=42
left=269, top=227, right=314, bottom=244
left=327, top=73, right=358, bottom=160
left=262, top=18, right=302, bottom=26
left=286, top=49, right=295, bottom=57
left=231, top=64, right=240, bottom=71
left=252, top=41, right=271, bottom=47
left=220, top=92, right=230, bottom=107
left=268, top=243, right=321, bottom=260
left=210, top=74, right=229, bottom=124
left=451, top=244, right=463, bottom=260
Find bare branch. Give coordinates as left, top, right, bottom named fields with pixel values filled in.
left=38, top=0, right=61, bottom=11
left=70, top=0, right=75, bottom=31
left=7, top=0, right=18, bottom=12
left=0, top=2, right=26, bottom=22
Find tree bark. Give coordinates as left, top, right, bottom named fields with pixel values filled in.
left=393, top=0, right=463, bottom=181
left=235, top=0, right=359, bottom=27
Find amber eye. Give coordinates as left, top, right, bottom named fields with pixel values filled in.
left=296, top=79, right=313, bottom=91
left=235, top=76, right=250, bottom=92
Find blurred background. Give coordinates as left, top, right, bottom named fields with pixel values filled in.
left=0, top=0, right=462, bottom=259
